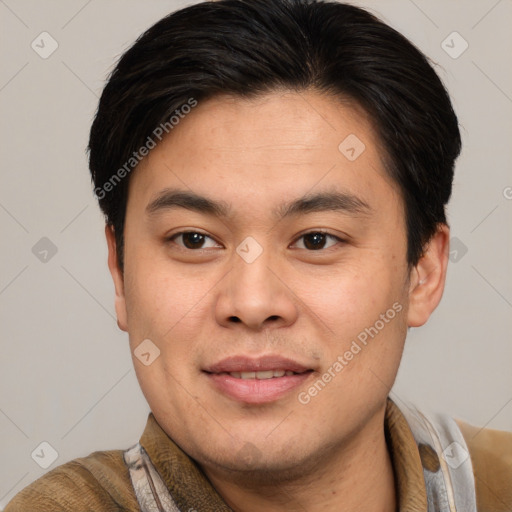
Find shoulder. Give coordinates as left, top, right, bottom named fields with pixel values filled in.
left=456, top=419, right=512, bottom=512
left=4, top=449, right=139, bottom=512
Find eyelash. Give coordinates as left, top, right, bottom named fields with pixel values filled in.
left=166, top=230, right=345, bottom=252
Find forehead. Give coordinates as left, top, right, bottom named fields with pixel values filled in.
left=127, top=90, right=400, bottom=218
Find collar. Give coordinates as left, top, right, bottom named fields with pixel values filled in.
left=139, top=397, right=428, bottom=511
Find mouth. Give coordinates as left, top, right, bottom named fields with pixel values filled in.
left=219, top=369, right=306, bottom=379
left=203, top=355, right=315, bottom=404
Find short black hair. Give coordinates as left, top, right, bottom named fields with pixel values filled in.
left=88, top=0, right=461, bottom=270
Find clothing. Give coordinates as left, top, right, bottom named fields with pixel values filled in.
left=4, top=398, right=512, bottom=511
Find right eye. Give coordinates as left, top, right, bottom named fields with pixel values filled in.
left=166, top=231, right=222, bottom=251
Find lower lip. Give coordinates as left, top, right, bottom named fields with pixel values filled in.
left=205, top=372, right=312, bottom=404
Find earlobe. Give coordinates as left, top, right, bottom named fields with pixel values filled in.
left=406, top=224, right=450, bottom=328
left=105, top=224, right=129, bottom=332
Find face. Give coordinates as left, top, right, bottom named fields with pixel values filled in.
left=107, top=90, right=448, bottom=480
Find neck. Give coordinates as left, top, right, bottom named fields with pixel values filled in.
left=201, top=406, right=396, bottom=512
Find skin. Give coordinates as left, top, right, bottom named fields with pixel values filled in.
left=106, top=90, right=449, bottom=511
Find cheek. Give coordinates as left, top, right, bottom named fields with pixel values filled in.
left=124, top=251, right=198, bottom=330
left=300, top=260, right=402, bottom=337
left=301, top=281, right=407, bottom=420
left=123, top=262, right=206, bottom=410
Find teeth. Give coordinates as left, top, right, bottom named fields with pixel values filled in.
left=254, top=370, right=274, bottom=380
left=228, top=370, right=294, bottom=379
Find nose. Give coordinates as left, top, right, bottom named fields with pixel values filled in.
left=214, top=242, right=299, bottom=331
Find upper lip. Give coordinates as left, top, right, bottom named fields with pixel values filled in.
left=203, top=355, right=312, bottom=374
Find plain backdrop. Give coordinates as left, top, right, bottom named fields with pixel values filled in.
left=1, top=0, right=511, bottom=507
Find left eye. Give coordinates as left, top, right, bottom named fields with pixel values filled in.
left=292, top=231, right=343, bottom=251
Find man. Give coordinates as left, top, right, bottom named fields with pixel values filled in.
left=5, top=0, right=512, bottom=510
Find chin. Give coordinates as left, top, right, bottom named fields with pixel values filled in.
left=194, top=437, right=330, bottom=485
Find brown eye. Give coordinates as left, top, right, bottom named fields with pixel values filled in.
left=169, top=231, right=220, bottom=250
left=293, top=232, right=343, bottom=251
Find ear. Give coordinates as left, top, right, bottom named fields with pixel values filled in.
left=407, top=224, right=450, bottom=327
left=105, top=224, right=128, bottom=332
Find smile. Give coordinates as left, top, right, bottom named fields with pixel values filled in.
left=203, top=355, right=315, bottom=404
left=221, top=370, right=303, bottom=379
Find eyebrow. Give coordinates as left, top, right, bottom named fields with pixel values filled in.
left=145, top=187, right=372, bottom=220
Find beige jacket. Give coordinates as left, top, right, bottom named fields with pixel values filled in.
left=5, top=398, right=512, bottom=511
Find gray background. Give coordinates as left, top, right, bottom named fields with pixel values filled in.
left=1, top=0, right=511, bottom=507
